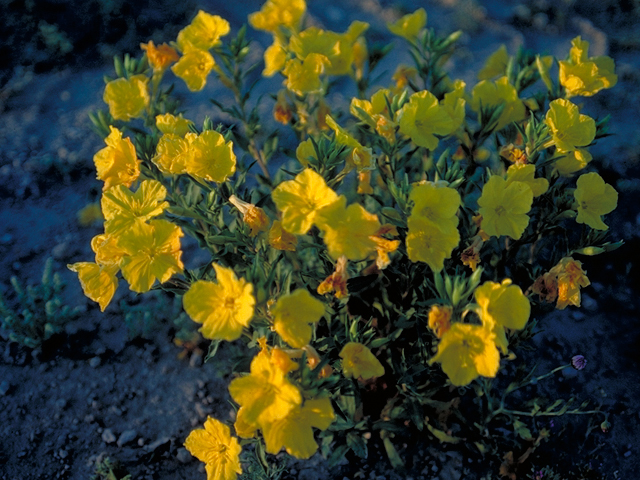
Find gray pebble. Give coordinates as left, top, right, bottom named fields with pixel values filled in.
left=0, top=380, right=10, bottom=395
left=55, top=398, right=67, bottom=409
left=624, top=450, right=632, bottom=457
left=117, top=429, right=137, bottom=447
left=176, top=447, right=192, bottom=464
left=89, top=357, right=101, bottom=368
left=58, top=449, right=68, bottom=459
left=101, top=428, right=116, bottom=444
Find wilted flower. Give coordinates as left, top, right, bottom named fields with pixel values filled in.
left=229, top=195, right=270, bottom=237
left=317, top=255, right=349, bottom=298
left=268, top=221, right=298, bottom=251
left=428, top=305, right=452, bottom=338
left=570, top=354, right=587, bottom=370
left=140, top=41, right=179, bottom=71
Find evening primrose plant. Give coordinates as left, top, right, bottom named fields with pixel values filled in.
left=73, top=2, right=622, bottom=478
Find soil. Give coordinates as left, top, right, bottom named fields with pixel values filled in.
left=1, top=1, right=639, bottom=479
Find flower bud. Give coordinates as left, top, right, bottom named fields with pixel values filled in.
left=571, top=354, right=587, bottom=370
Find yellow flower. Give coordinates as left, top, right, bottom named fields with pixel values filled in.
left=559, top=36, right=617, bottom=97
left=315, top=196, right=380, bottom=261
left=262, top=398, right=335, bottom=459
left=118, top=220, right=183, bottom=293
left=554, top=149, right=592, bottom=176
left=263, top=38, right=288, bottom=77
left=177, top=10, right=230, bottom=52
left=474, top=279, right=530, bottom=353
left=271, top=289, right=325, bottom=348
left=93, top=126, right=141, bottom=190
left=155, top=113, right=193, bottom=137
left=268, top=221, right=298, bottom=251
left=429, top=322, right=500, bottom=387
left=67, top=263, right=118, bottom=312
left=184, top=417, right=242, bottom=480
left=317, top=255, right=349, bottom=298
left=282, top=53, right=328, bottom=96
left=103, top=75, right=149, bottom=121
left=228, top=347, right=302, bottom=427
left=228, top=195, right=270, bottom=237
left=289, top=21, right=369, bottom=76
left=248, top=0, right=306, bottom=34
left=505, top=164, right=549, bottom=197
left=477, top=176, right=533, bottom=240
left=406, top=182, right=461, bottom=272
left=140, top=41, right=179, bottom=71
left=406, top=216, right=460, bottom=272
left=428, top=305, right=452, bottom=338
left=470, top=76, right=525, bottom=131
left=477, top=45, right=509, bottom=80
left=91, top=233, right=126, bottom=267
left=183, top=264, right=255, bottom=341
left=398, top=90, right=460, bottom=150
left=549, top=257, right=591, bottom=310
left=325, top=114, right=373, bottom=171
left=391, top=64, right=418, bottom=92
left=271, top=169, right=339, bottom=235
left=152, top=133, right=192, bottom=175
left=339, top=342, right=385, bottom=380
left=295, top=138, right=317, bottom=167
left=387, top=8, right=427, bottom=41
left=101, top=179, right=169, bottom=236
left=187, top=130, right=237, bottom=183
left=171, top=49, right=215, bottom=92
left=544, top=99, right=596, bottom=153
left=574, top=172, right=618, bottom=231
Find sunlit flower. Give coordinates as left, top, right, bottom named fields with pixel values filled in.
left=171, top=49, right=215, bottom=92
left=398, top=90, right=460, bottom=150
left=544, top=99, right=596, bottom=153
left=477, top=45, right=508, bottom=80
left=429, top=322, right=500, bottom=387
left=474, top=279, right=530, bottom=353
left=264, top=38, right=288, bottom=77
left=229, top=195, right=270, bottom=237
left=574, top=172, right=618, bottom=231
left=317, top=255, right=349, bottom=298
left=477, top=175, right=533, bottom=240
left=184, top=417, right=242, bottom=480
left=295, top=138, right=317, bottom=168
left=315, top=196, right=381, bottom=261
left=228, top=346, right=302, bottom=427
left=140, top=41, right=179, bottom=71
left=67, top=262, right=118, bottom=312
left=271, top=289, right=325, bottom=348
left=101, top=180, right=169, bottom=236
left=183, top=264, right=255, bottom=341
left=103, top=75, right=149, bottom=121
left=505, top=164, right=549, bottom=197
left=248, top=0, right=306, bottom=34
left=470, top=76, right=525, bottom=131
left=152, top=133, right=192, bottom=175
left=91, top=233, right=126, bottom=267
left=406, top=216, right=460, bottom=272
left=387, top=8, right=427, bottom=41
left=559, top=36, right=617, bottom=97
left=268, top=221, right=298, bottom=251
left=155, top=113, right=193, bottom=137
left=177, top=10, right=230, bottom=52
left=553, top=149, right=592, bottom=176
left=187, top=130, right=237, bottom=183
left=282, top=53, right=328, bottom=96
left=428, top=305, right=452, bottom=338
left=93, top=126, right=141, bottom=190
left=118, top=220, right=183, bottom=293
left=262, top=398, right=334, bottom=459
left=271, top=169, right=339, bottom=235
left=340, top=342, right=385, bottom=380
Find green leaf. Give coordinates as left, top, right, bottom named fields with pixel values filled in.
left=346, top=432, right=368, bottom=459
left=426, top=423, right=460, bottom=443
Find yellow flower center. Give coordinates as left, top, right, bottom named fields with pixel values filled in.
left=494, top=206, right=506, bottom=216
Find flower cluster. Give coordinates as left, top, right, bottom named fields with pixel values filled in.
left=77, top=3, right=622, bottom=478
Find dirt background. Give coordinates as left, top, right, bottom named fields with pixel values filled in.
left=0, top=0, right=639, bottom=479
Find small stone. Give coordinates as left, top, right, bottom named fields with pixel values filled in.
left=624, top=450, right=632, bottom=458
left=137, top=438, right=145, bottom=447
left=84, top=414, right=95, bottom=423
left=117, top=430, right=137, bottom=447
left=55, top=399, right=67, bottom=409
left=89, top=357, right=101, bottom=368
left=58, top=449, right=68, bottom=459
left=176, top=447, right=192, bottom=464
left=51, top=242, right=70, bottom=261
left=102, top=428, right=116, bottom=444
left=0, top=381, right=11, bottom=395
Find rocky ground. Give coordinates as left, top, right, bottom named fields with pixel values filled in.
left=0, top=1, right=639, bottom=479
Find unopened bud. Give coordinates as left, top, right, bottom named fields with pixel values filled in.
left=570, top=354, right=587, bottom=371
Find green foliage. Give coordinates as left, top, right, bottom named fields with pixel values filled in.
left=0, top=258, right=80, bottom=348
left=91, top=456, right=132, bottom=480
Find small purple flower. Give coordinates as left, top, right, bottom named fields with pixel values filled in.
left=571, top=354, right=587, bottom=370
